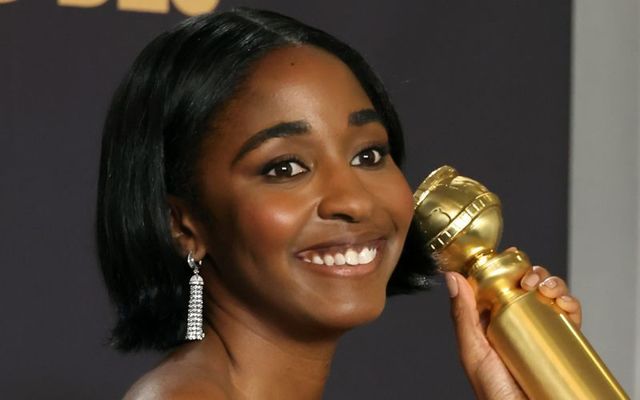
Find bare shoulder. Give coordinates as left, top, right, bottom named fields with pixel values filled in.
left=122, top=359, right=230, bottom=400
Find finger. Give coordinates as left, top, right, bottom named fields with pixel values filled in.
left=556, top=295, right=582, bottom=327
left=532, top=265, right=551, bottom=280
left=446, top=272, right=491, bottom=371
left=520, top=268, right=541, bottom=291
left=538, top=276, right=569, bottom=299
left=520, top=265, right=551, bottom=291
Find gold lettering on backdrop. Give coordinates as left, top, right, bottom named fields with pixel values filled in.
left=118, top=0, right=168, bottom=14
left=58, top=0, right=108, bottom=7
left=172, top=0, right=218, bottom=16
left=118, top=0, right=218, bottom=15
left=12, top=0, right=219, bottom=15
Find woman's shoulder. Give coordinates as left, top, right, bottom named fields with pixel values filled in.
left=122, top=357, right=231, bottom=400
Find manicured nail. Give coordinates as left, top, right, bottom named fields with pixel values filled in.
left=445, top=273, right=459, bottom=298
left=523, top=273, right=540, bottom=288
left=532, top=265, right=545, bottom=273
left=542, top=278, right=558, bottom=288
left=560, top=295, right=573, bottom=302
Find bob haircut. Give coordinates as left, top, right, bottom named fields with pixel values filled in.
left=97, top=7, right=436, bottom=352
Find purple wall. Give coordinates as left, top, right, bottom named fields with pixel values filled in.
left=0, top=1, right=571, bottom=398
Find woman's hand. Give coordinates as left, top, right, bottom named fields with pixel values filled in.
left=445, top=253, right=582, bottom=400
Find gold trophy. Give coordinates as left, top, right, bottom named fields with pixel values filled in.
left=413, top=166, right=628, bottom=400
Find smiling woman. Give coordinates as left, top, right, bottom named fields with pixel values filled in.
left=96, top=7, right=581, bottom=400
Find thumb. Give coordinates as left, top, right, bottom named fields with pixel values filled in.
left=445, top=272, right=491, bottom=368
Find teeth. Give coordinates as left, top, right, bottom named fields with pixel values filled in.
left=358, top=248, right=376, bottom=264
left=300, top=246, right=379, bottom=266
left=345, top=249, right=359, bottom=265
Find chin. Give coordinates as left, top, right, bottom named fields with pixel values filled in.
left=308, top=292, right=388, bottom=333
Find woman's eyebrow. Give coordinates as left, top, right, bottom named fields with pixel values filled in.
left=348, top=108, right=381, bottom=126
left=232, top=109, right=380, bottom=165
left=233, top=120, right=311, bottom=165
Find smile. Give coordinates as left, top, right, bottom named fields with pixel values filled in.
left=296, top=240, right=383, bottom=267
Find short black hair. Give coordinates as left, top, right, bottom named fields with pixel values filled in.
left=97, top=7, right=436, bottom=352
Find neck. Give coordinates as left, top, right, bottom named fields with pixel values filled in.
left=192, top=286, right=341, bottom=400
left=209, top=304, right=337, bottom=399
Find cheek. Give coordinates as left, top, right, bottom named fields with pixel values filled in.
left=382, top=170, right=415, bottom=233
left=235, top=191, right=311, bottom=259
left=205, top=188, right=313, bottom=306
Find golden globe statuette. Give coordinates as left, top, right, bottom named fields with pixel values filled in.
left=413, top=166, right=628, bottom=400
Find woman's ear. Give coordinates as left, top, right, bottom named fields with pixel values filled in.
left=167, top=195, right=208, bottom=262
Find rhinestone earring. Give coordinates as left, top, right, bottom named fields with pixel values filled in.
left=185, top=252, right=205, bottom=341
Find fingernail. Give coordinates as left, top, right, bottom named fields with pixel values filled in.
left=542, top=278, right=557, bottom=288
left=523, top=273, right=540, bottom=288
left=560, top=295, right=573, bottom=302
left=445, top=273, right=459, bottom=298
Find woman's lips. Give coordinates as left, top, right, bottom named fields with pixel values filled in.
left=295, top=239, right=385, bottom=274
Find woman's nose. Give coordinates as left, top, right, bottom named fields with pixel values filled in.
left=316, top=169, right=375, bottom=223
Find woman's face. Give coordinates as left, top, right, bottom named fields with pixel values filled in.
left=197, top=45, right=414, bottom=336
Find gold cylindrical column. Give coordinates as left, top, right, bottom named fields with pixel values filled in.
left=413, top=166, right=628, bottom=400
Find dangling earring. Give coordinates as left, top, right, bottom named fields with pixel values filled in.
left=185, top=252, right=205, bottom=341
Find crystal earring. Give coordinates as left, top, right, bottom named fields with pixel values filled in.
left=185, top=252, right=205, bottom=341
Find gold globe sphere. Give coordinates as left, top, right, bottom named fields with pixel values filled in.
left=413, top=165, right=503, bottom=275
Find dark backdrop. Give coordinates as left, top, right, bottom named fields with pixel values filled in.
left=0, top=1, right=571, bottom=398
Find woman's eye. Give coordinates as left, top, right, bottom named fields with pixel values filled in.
left=265, top=160, right=308, bottom=178
left=350, top=147, right=386, bottom=167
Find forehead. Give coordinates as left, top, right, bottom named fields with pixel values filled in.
left=214, top=45, right=373, bottom=132
left=239, top=44, right=366, bottom=100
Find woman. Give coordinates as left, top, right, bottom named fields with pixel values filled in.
left=97, top=8, right=581, bottom=399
